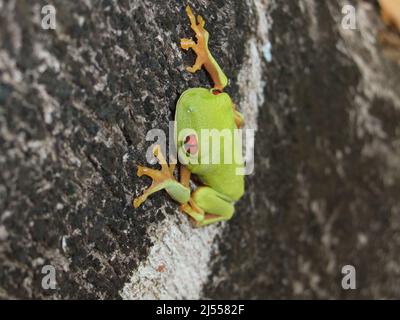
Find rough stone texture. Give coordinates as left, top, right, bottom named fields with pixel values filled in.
left=1, top=0, right=400, bottom=299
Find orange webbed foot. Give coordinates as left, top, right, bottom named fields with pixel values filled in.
left=180, top=5, right=228, bottom=90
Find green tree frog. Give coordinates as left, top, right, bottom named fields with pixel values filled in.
left=134, top=5, right=245, bottom=226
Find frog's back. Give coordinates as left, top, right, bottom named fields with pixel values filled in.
left=175, top=88, right=235, bottom=132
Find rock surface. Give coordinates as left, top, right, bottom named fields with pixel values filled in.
left=1, top=0, right=400, bottom=299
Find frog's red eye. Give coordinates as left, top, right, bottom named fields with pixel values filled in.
left=212, top=89, right=222, bottom=95
left=184, top=134, right=198, bottom=155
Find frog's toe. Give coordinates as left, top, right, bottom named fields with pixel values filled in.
left=180, top=38, right=195, bottom=50
left=136, top=165, right=155, bottom=177
left=133, top=194, right=147, bottom=208
left=197, top=15, right=205, bottom=28
left=186, top=64, right=201, bottom=73
left=180, top=202, right=204, bottom=222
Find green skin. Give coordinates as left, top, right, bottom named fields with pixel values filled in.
left=134, top=6, right=245, bottom=226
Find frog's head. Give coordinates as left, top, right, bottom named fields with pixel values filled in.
left=175, top=88, right=236, bottom=173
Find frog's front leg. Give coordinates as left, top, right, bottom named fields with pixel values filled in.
left=189, top=187, right=235, bottom=227
left=180, top=5, right=228, bottom=91
left=134, top=145, right=189, bottom=208
left=134, top=146, right=204, bottom=222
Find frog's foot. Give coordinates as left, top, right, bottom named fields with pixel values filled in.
left=179, top=5, right=209, bottom=74
left=133, top=145, right=190, bottom=208
left=180, top=5, right=228, bottom=90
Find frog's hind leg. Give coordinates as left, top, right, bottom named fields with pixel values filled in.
left=190, top=186, right=235, bottom=227
left=180, top=5, right=228, bottom=90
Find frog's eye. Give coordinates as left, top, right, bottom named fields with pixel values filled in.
left=184, top=134, right=198, bottom=155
